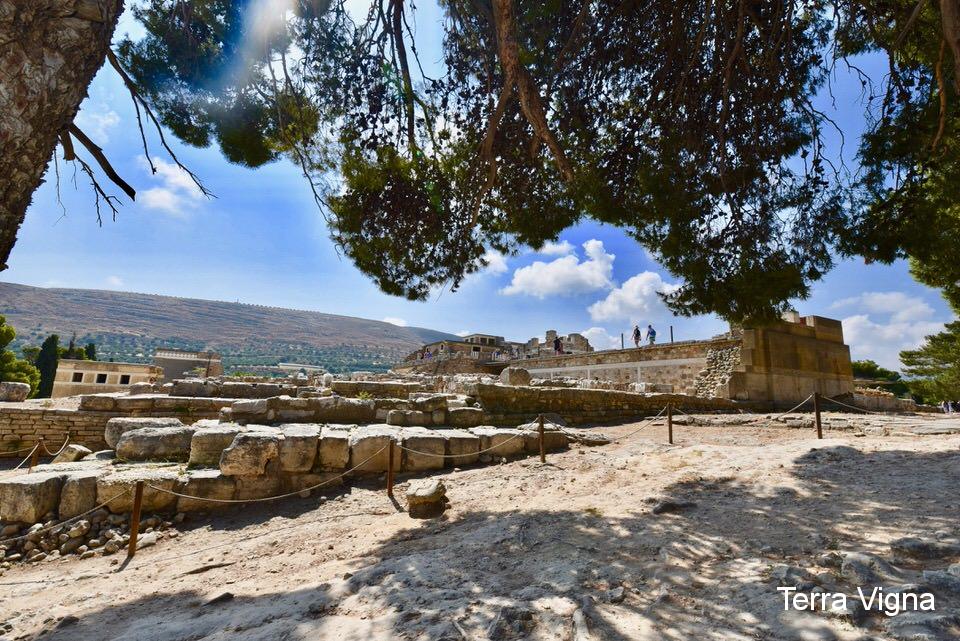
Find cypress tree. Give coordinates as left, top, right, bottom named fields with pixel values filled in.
left=85, top=342, right=97, bottom=361
left=35, top=334, right=60, bottom=398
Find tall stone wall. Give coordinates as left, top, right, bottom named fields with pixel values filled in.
left=511, top=339, right=738, bottom=394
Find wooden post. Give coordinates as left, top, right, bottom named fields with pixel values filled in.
left=387, top=438, right=395, bottom=499
left=667, top=404, right=674, bottom=444
left=813, top=392, right=823, bottom=439
left=127, top=481, right=144, bottom=558
left=29, top=438, right=42, bottom=472
left=670, top=325, right=674, bottom=343
left=620, top=333, right=624, bottom=350
left=538, top=414, right=546, bottom=463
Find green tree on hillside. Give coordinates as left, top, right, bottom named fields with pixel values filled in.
left=85, top=342, right=97, bottom=361
left=851, top=360, right=902, bottom=381
left=0, top=316, right=40, bottom=396
left=35, top=335, right=61, bottom=399
left=900, top=322, right=960, bottom=402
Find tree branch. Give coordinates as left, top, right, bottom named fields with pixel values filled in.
left=67, top=124, right=136, bottom=200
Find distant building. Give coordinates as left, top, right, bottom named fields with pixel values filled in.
left=52, top=359, right=162, bottom=398
left=520, top=330, right=594, bottom=357
left=153, top=349, right=223, bottom=380
left=403, top=330, right=592, bottom=363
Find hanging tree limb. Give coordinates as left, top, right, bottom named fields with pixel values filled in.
left=67, top=124, right=136, bottom=200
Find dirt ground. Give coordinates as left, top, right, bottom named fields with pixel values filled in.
left=5, top=412, right=960, bottom=641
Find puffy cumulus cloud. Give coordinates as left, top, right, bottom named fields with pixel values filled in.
left=536, top=240, right=574, bottom=256
left=382, top=317, right=408, bottom=327
left=501, top=240, right=614, bottom=298
left=587, top=271, right=680, bottom=322
left=580, top=327, right=622, bottom=350
left=481, top=250, right=509, bottom=275
left=841, top=314, right=944, bottom=370
left=139, top=156, right=205, bottom=217
left=74, top=105, right=120, bottom=142
left=831, top=291, right=936, bottom=323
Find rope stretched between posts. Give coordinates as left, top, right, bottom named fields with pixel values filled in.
left=393, top=429, right=529, bottom=459
left=146, top=444, right=390, bottom=504
left=5, top=443, right=41, bottom=473
left=42, top=436, right=70, bottom=458
left=0, top=488, right=133, bottom=545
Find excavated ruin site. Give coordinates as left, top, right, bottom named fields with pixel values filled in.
left=1, top=359, right=959, bottom=640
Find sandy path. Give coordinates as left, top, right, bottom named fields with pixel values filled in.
left=5, top=414, right=960, bottom=641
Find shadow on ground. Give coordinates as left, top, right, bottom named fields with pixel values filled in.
left=27, top=444, right=960, bottom=641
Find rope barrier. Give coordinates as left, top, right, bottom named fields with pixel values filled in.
left=0, top=488, right=133, bottom=545
left=7, top=443, right=40, bottom=473
left=820, top=395, right=892, bottom=415
left=146, top=444, right=390, bottom=504
left=41, top=436, right=70, bottom=458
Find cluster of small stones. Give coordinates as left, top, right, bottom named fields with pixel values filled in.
left=692, top=346, right=742, bottom=397
left=0, top=509, right=182, bottom=568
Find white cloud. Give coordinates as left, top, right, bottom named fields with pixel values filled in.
left=580, top=327, right=623, bottom=350
left=501, top=239, right=614, bottom=299
left=138, top=156, right=205, bottom=216
left=74, top=106, right=120, bottom=142
left=537, top=240, right=574, bottom=256
left=481, top=250, right=509, bottom=275
left=456, top=330, right=470, bottom=337
left=382, top=317, right=408, bottom=327
left=831, top=291, right=935, bottom=324
left=842, top=314, right=944, bottom=370
left=105, top=275, right=124, bottom=289
left=587, top=271, right=680, bottom=322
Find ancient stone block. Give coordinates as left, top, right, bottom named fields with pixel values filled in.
left=0, top=382, right=30, bottom=402
left=470, top=427, right=526, bottom=458
left=406, top=410, right=430, bottom=426
left=406, top=479, right=447, bottom=519
left=0, top=472, right=64, bottom=524
left=431, top=409, right=446, bottom=425
left=220, top=429, right=283, bottom=476
left=229, top=398, right=271, bottom=423
left=499, top=367, right=532, bottom=387
left=116, top=425, right=197, bottom=462
left=105, top=417, right=183, bottom=449
left=316, top=427, right=351, bottom=471
left=114, top=396, right=157, bottom=412
left=448, top=407, right=485, bottom=428
left=233, top=475, right=282, bottom=501
left=176, top=469, right=236, bottom=512
left=348, top=425, right=401, bottom=474
left=281, top=472, right=344, bottom=494
left=277, top=424, right=320, bottom=472
left=58, top=470, right=104, bottom=519
left=386, top=409, right=407, bottom=426
left=436, top=429, right=480, bottom=466
left=412, top=394, right=447, bottom=413
left=52, top=444, right=93, bottom=464
left=171, top=379, right=219, bottom=397
left=95, top=469, right=180, bottom=514
left=521, top=429, right=569, bottom=453
left=79, top=394, right=121, bottom=411
left=189, top=421, right=247, bottom=467
left=400, top=428, right=446, bottom=472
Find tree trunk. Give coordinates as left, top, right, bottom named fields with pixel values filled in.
left=941, top=0, right=960, bottom=91
left=0, top=0, right=124, bottom=271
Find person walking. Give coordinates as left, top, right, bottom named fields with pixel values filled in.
left=632, top=324, right=642, bottom=348
left=645, top=324, right=657, bottom=346
left=553, top=336, right=563, bottom=355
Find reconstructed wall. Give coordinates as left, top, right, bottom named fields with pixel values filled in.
left=0, top=395, right=233, bottom=455
left=513, top=339, right=737, bottom=394
left=726, top=316, right=853, bottom=404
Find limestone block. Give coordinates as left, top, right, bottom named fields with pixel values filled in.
left=436, top=429, right=480, bottom=466
left=0, top=382, right=30, bottom=402
left=230, top=398, right=272, bottom=423
left=400, top=428, right=446, bottom=472
left=281, top=472, right=344, bottom=494
left=129, top=382, right=155, bottom=395
left=79, top=394, right=120, bottom=411
left=406, top=479, right=447, bottom=519
left=52, top=444, right=93, bottom=464
left=59, top=470, right=104, bottom=519
left=176, top=470, right=236, bottom=512
left=233, top=475, right=282, bottom=501
left=96, top=469, right=180, bottom=514
left=499, top=367, right=532, bottom=387
left=315, top=397, right=376, bottom=423
left=412, top=394, right=448, bottom=413
left=116, top=425, right=197, bottom=462
left=348, top=425, right=401, bottom=474
left=277, top=424, right=320, bottom=472
left=114, top=396, right=157, bottom=412
left=406, top=410, right=430, bottom=426
left=220, top=429, right=283, bottom=476
left=448, top=407, right=485, bottom=428
left=431, top=409, right=446, bottom=425
left=520, top=429, right=569, bottom=453
left=0, top=472, right=64, bottom=524
left=316, top=427, right=351, bottom=471
left=386, top=409, right=407, bottom=426
left=171, top=379, right=219, bottom=397
left=470, top=427, right=526, bottom=458
left=189, top=421, right=247, bottom=467
left=105, top=417, right=183, bottom=449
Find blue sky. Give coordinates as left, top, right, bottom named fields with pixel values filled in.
left=3, top=3, right=956, bottom=370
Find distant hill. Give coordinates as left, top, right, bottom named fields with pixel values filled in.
left=0, top=282, right=457, bottom=373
